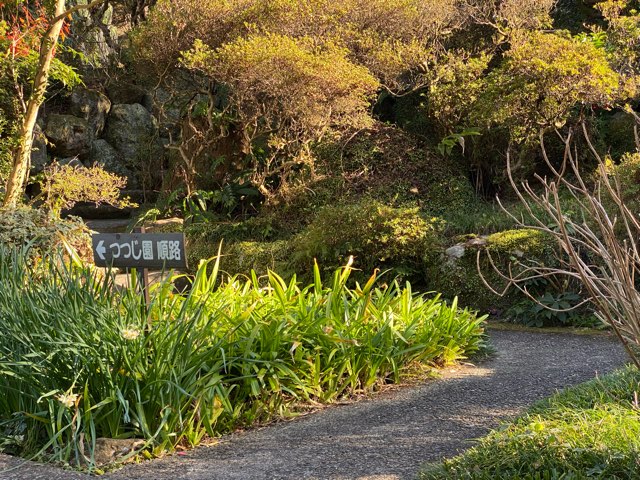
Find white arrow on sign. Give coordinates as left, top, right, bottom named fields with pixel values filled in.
left=96, top=240, right=106, bottom=261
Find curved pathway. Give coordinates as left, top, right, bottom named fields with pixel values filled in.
left=0, top=329, right=627, bottom=480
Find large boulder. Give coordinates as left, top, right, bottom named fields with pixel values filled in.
left=44, top=114, right=91, bottom=158
left=86, top=139, right=138, bottom=188
left=71, top=87, right=111, bottom=137
left=81, top=27, right=113, bottom=68
left=104, top=103, right=160, bottom=165
left=107, top=83, right=150, bottom=107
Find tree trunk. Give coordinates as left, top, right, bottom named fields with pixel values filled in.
left=3, top=0, right=67, bottom=208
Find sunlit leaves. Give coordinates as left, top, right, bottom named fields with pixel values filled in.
left=473, top=31, right=626, bottom=141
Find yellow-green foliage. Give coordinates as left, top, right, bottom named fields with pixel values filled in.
left=0, top=206, right=91, bottom=261
left=604, top=152, right=640, bottom=213
left=428, top=52, right=492, bottom=133
left=41, top=163, right=137, bottom=215
left=475, top=31, right=626, bottom=140
left=221, top=240, right=293, bottom=277
left=599, top=0, right=640, bottom=79
left=486, top=228, right=555, bottom=257
left=181, top=33, right=379, bottom=155
left=134, top=0, right=459, bottom=89
left=292, top=200, right=444, bottom=276
left=131, top=0, right=464, bottom=194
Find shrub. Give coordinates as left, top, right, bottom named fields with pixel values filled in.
left=180, top=34, right=379, bottom=194
left=187, top=238, right=293, bottom=278
left=41, top=163, right=137, bottom=215
left=604, top=152, right=640, bottom=215
left=0, top=248, right=486, bottom=469
left=473, top=30, right=626, bottom=142
left=184, top=217, right=290, bottom=275
left=0, top=206, right=91, bottom=261
left=292, top=200, right=444, bottom=279
left=131, top=0, right=464, bottom=196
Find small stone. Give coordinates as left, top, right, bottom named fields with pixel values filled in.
left=445, top=245, right=466, bottom=260
left=465, top=237, right=488, bottom=248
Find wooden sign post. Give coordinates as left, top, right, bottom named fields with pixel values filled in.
left=134, top=226, right=151, bottom=307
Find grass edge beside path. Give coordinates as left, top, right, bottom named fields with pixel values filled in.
left=420, top=365, right=640, bottom=480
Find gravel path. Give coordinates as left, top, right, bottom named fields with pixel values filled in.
left=0, top=329, right=627, bottom=480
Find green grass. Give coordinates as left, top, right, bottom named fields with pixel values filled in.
left=0, top=247, right=485, bottom=471
left=421, top=366, right=640, bottom=480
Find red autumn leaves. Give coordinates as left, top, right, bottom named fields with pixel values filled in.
left=2, top=2, right=70, bottom=58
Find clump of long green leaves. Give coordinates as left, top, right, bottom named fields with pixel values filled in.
left=0, top=247, right=485, bottom=471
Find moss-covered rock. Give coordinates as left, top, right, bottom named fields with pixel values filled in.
left=431, top=229, right=556, bottom=313
left=486, top=228, right=555, bottom=257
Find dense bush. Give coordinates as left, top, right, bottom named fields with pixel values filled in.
left=180, top=34, right=379, bottom=191
left=0, top=248, right=486, bottom=469
left=132, top=0, right=462, bottom=195
left=473, top=30, right=625, bottom=142
left=431, top=229, right=560, bottom=316
left=126, top=0, right=640, bottom=198
left=292, top=200, right=444, bottom=279
left=41, top=163, right=137, bottom=215
left=604, top=152, right=640, bottom=213
left=0, top=206, right=91, bottom=261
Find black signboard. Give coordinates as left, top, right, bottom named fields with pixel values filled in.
left=92, top=233, right=187, bottom=269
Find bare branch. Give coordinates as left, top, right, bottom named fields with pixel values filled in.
left=482, top=122, right=640, bottom=368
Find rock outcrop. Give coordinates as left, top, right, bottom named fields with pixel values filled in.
left=104, top=103, right=160, bottom=164
left=87, top=139, right=137, bottom=188
left=44, top=114, right=91, bottom=158
left=30, top=124, right=48, bottom=173
left=70, top=87, right=111, bottom=137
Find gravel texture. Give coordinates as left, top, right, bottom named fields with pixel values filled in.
left=0, top=329, right=627, bottom=480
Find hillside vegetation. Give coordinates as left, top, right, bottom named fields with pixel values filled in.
left=3, top=0, right=640, bottom=322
